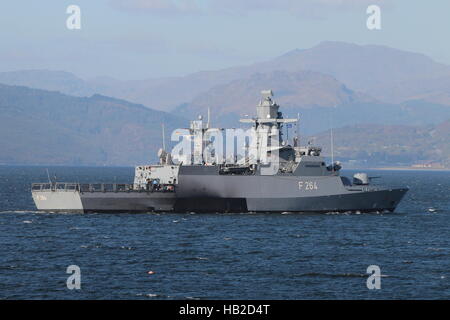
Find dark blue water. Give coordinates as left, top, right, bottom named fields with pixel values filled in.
left=0, top=166, right=449, bottom=299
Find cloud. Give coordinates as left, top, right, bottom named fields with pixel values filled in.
left=210, top=0, right=390, bottom=17
left=109, top=0, right=390, bottom=17
left=109, top=0, right=201, bottom=15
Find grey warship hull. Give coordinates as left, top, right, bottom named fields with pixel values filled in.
left=173, top=166, right=408, bottom=213
left=174, top=188, right=408, bottom=213
left=32, top=183, right=175, bottom=213
left=32, top=178, right=407, bottom=213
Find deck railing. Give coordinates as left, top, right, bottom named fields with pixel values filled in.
left=31, top=183, right=175, bottom=193
left=32, top=182, right=80, bottom=192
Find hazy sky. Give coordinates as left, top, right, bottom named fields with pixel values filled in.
left=0, top=0, right=449, bottom=80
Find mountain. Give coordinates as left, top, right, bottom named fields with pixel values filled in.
left=2, top=41, right=450, bottom=111
left=165, top=41, right=450, bottom=109
left=309, top=120, right=450, bottom=167
left=0, top=83, right=448, bottom=167
left=0, top=70, right=95, bottom=97
left=174, top=70, right=450, bottom=134
left=87, top=75, right=218, bottom=112
left=2, top=41, right=449, bottom=166
left=136, top=41, right=450, bottom=108
left=86, top=42, right=450, bottom=109
left=0, top=84, right=185, bottom=166
left=178, top=70, right=373, bottom=116
left=257, top=41, right=450, bottom=105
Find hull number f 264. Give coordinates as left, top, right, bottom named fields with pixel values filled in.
left=298, top=181, right=318, bottom=191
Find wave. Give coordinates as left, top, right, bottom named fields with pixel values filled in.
left=300, top=272, right=390, bottom=278
left=0, top=210, right=42, bottom=214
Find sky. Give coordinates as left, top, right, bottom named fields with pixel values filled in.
left=0, top=0, right=449, bottom=80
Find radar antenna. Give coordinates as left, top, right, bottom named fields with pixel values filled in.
left=162, top=123, right=166, bottom=151
left=207, top=107, right=211, bottom=129
left=46, top=168, right=51, bottom=184
left=330, top=106, right=335, bottom=172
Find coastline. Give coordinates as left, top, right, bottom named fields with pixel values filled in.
left=369, top=166, right=450, bottom=172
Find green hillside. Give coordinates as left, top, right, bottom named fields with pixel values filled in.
left=0, top=84, right=185, bottom=166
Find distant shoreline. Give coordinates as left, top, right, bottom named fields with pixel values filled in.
left=369, top=166, right=450, bottom=172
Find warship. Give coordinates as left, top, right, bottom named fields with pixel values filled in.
left=32, top=90, right=408, bottom=213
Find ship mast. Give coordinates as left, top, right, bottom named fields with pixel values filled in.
left=162, top=123, right=166, bottom=151
left=239, top=90, right=297, bottom=131
left=239, top=90, right=297, bottom=163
